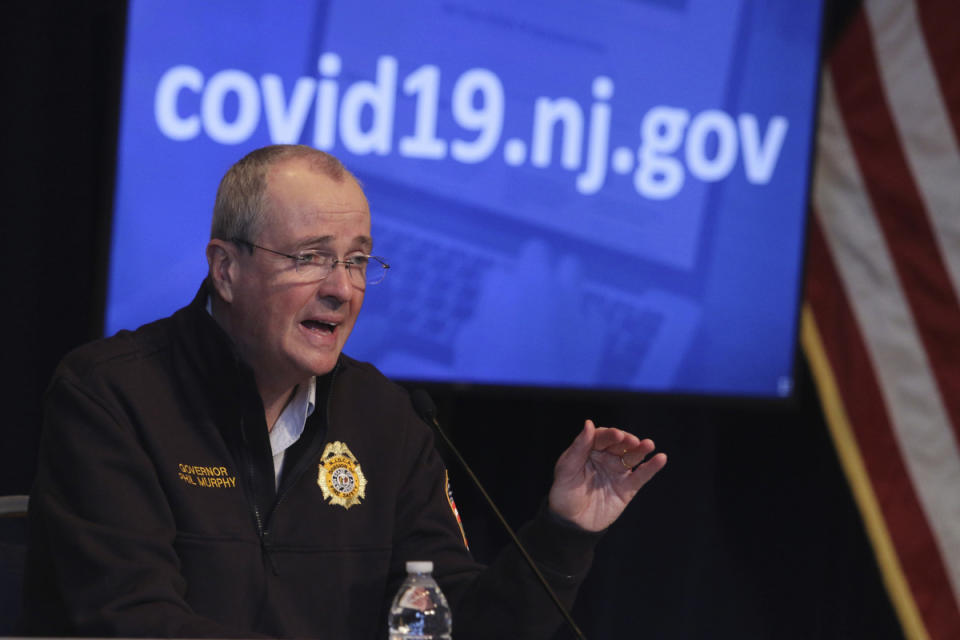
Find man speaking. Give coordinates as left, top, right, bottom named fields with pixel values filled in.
left=24, top=145, right=666, bottom=638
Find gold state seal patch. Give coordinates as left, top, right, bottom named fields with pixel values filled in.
left=317, top=441, right=367, bottom=509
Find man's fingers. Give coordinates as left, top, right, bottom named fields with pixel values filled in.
left=555, top=419, right=596, bottom=475
left=624, top=452, right=668, bottom=491
left=591, top=426, right=625, bottom=451
left=617, top=438, right=657, bottom=468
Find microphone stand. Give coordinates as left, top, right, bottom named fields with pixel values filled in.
left=411, top=389, right=587, bottom=640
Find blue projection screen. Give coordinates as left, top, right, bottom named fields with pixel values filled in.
left=107, top=0, right=824, bottom=397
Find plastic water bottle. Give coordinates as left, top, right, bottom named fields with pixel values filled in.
left=388, top=560, right=452, bottom=639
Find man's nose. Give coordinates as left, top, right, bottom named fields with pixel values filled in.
left=319, top=262, right=355, bottom=302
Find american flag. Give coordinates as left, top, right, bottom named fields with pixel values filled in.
left=804, top=1, right=960, bottom=638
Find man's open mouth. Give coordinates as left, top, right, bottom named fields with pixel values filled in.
left=302, top=320, right=337, bottom=334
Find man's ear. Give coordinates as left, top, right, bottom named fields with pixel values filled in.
left=206, top=239, right=239, bottom=304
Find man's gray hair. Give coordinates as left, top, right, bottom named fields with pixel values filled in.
left=210, top=145, right=352, bottom=243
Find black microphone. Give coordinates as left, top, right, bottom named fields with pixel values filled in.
left=410, top=389, right=587, bottom=640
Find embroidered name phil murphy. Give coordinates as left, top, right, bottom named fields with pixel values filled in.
left=317, top=441, right=367, bottom=509
left=178, top=463, right=237, bottom=488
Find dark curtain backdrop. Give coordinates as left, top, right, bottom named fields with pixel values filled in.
left=2, top=2, right=899, bottom=638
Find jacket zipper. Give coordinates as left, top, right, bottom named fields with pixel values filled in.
left=239, top=414, right=265, bottom=536
left=238, top=412, right=275, bottom=575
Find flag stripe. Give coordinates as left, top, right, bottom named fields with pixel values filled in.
left=801, top=304, right=929, bottom=640
left=832, top=7, right=960, bottom=452
left=813, top=73, right=960, bottom=637
left=807, top=213, right=960, bottom=639
left=807, top=209, right=960, bottom=639
left=913, top=0, right=960, bottom=142
left=865, top=0, right=960, bottom=327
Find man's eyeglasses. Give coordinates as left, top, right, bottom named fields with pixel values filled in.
left=232, top=239, right=390, bottom=287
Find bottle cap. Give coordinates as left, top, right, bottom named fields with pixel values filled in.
left=405, top=560, right=434, bottom=574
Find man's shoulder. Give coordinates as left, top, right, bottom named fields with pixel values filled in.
left=331, top=354, right=439, bottom=465
left=54, top=313, right=179, bottom=384
left=333, top=354, right=423, bottom=421
left=336, top=354, right=407, bottom=399
left=56, top=285, right=212, bottom=384
left=337, top=353, right=389, bottom=383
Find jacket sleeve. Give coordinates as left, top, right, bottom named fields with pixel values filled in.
left=387, top=408, right=603, bottom=640
left=24, top=372, right=269, bottom=638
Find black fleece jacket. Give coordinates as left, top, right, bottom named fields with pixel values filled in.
left=23, top=283, right=601, bottom=638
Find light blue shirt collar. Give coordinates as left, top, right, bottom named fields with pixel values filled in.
left=270, top=377, right=316, bottom=486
